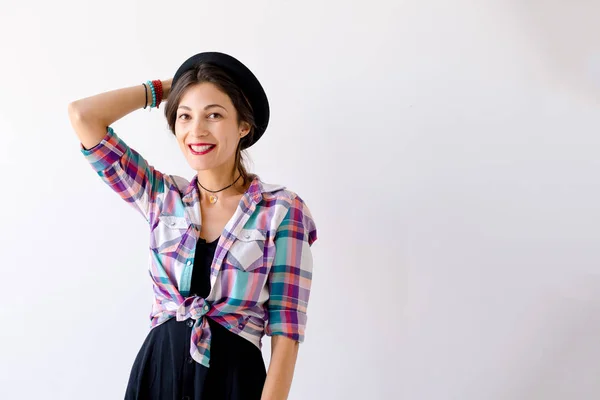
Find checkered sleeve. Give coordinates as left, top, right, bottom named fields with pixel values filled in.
left=266, top=195, right=318, bottom=342
left=80, top=126, right=164, bottom=222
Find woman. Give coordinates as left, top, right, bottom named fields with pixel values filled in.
left=68, top=52, right=318, bottom=400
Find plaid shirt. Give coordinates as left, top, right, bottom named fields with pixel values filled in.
left=80, top=127, right=317, bottom=367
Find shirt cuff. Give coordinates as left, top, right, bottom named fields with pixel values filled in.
left=80, top=126, right=128, bottom=173
left=266, top=310, right=307, bottom=342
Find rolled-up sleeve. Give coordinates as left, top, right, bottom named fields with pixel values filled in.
left=80, top=126, right=164, bottom=222
left=266, top=195, right=318, bottom=342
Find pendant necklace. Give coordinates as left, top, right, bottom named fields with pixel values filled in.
left=197, top=174, right=243, bottom=204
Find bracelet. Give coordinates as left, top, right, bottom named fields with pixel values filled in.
left=142, top=83, right=148, bottom=109
left=152, top=80, right=163, bottom=109
left=146, top=80, right=157, bottom=109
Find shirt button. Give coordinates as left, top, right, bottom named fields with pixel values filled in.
left=245, top=234, right=250, bottom=239
left=186, top=260, right=192, bottom=266
left=187, top=320, right=194, bottom=327
left=187, top=357, right=194, bottom=364
left=203, top=305, right=209, bottom=311
left=238, top=324, right=244, bottom=329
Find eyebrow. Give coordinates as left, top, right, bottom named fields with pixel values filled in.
left=178, top=104, right=227, bottom=111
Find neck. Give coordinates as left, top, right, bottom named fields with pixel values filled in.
left=196, top=169, right=248, bottom=202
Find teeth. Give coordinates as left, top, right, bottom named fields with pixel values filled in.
left=190, top=145, right=214, bottom=152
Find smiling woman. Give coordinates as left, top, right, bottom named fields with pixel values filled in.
left=67, top=52, right=318, bottom=400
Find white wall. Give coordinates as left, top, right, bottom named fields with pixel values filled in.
left=1, top=1, right=599, bottom=399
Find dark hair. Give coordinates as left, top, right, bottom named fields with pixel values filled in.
left=164, top=63, right=257, bottom=188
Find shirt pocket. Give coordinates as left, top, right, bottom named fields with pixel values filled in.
left=226, top=228, right=267, bottom=272
left=150, top=215, right=190, bottom=254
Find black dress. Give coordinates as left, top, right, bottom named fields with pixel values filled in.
left=125, top=236, right=267, bottom=400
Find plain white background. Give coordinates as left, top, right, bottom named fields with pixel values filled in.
left=1, top=1, right=599, bottom=399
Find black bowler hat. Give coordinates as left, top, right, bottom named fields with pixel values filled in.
left=172, top=52, right=269, bottom=149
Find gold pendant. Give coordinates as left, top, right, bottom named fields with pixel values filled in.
left=209, top=194, right=218, bottom=204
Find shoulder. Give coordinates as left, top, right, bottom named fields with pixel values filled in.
left=259, top=179, right=317, bottom=243
left=168, top=174, right=192, bottom=192
left=259, top=179, right=305, bottom=209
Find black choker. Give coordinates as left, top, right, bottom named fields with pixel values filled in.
left=197, top=174, right=243, bottom=204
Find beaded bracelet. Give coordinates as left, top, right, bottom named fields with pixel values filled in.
left=146, top=80, right=157, bottom=108
left=152, top=80, right=163, bottom=109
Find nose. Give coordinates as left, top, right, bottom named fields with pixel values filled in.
left=189, top=119, right=210, bottom=137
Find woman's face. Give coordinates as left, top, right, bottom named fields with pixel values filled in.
left=174, top=82, right=249, bottom=173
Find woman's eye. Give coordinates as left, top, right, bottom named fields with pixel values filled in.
left=178, top=113, right=190, bottom=120
left=208, top=113, right=222, bottom=119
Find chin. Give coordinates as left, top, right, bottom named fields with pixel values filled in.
left=189, top=164, right=212, bottom=172
left=184, top=158, right=207, bottom=170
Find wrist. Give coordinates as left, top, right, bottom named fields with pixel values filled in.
left=162, top=79, right=172, bottom=100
